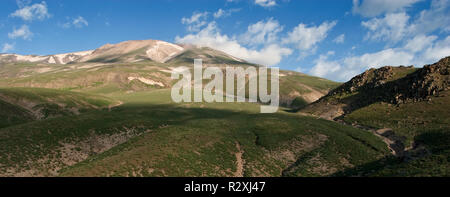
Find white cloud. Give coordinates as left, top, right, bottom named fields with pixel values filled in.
left=283, top=21, right=337, bottom=51
left=8, top=25, right=33, bottom=40
left=343, top=48, right=414, bottom=70
left=308, top=34, right=450, bottom=81
left=422, top=35, right=450, bottom=64
left=333, top=34, right=345, bottom=44
left=309, top=53, right=342, bottom=78
left=62, top=16, right=89, bottom=29
left=241, top=18, right=283, bottom=45
left=214, top=9, right=226, bottom=18
left=16, top=0, right=32, bottom=8
left=352, top=0, right=422, bottom=17
left=10, top=1, right=50, bottom=22
left=213, top=8, right=240, bottom=18
left=362, top=0, right=450, bottom=44
left=255, top=0, right=277, bottom=8
left=362, top=12, right=410, bottom=43
left=73, top=16, right=88, bottom=28
left=175, top=22, right=292, bottom=66
left=1, top=43, right=15, bottom=53
left=182, top=12, right=208, bottom=32
left=403, top=34, right=437, bottom=53
left=409, top=0, right=450, bottom=34
left=309, top=48, right=415, bottom=81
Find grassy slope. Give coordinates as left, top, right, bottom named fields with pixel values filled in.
left=60, top=90, right=388, bottom=177
left=337, top=90, right=450, bottom=176
left=0, top=87, right=117, bottom=128
left=0, top=99, right=33, bottom=128
left=0, top=60, right=340, bottom=109
left=0, top=89, right=389, bottom=177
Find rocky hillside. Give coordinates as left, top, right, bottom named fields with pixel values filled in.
left=302, top=56, right=450, bottom=120
left=301, top=57, right=450, bottom=176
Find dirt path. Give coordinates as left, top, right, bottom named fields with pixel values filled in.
left=108, top=101, right=124, bottom=111
left=233, top=142, right=244, bottom=177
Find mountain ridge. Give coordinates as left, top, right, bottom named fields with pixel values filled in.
left=0, top=39, right=248, bottom=65
left=302, top=56, right=450, bottom=120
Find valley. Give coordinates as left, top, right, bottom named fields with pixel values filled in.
left=0, top=39, right=448, bottom=177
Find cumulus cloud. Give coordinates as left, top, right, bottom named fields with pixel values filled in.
left=282, top=21, right=337, bottom=51
left=8, top=25, right=33, bottom=40
left=333, top=34, right=345, bottom=44
left=362, top=0, right=450, bottom=43
left=362, top=12, right=410, bottom=43
left=403, top=34, right=438, bottom=53
left=409, top=0, right=450, bottom=34
left=61, top=16, right=89, bottom=29
left=254, top=0, right=277, bottom=8
left=305, top=0, right=449, bottom=81
left=307, top=34, right=449, bottom=81
left=175, top=22, right=292, bottom=66
left=213, top=8, right=241, bottom=18
left=241, top=18, right=283, bottom=45
left=10, top=1, right=50, bottom=22
left=1, top=43, right=15, bottom=53
left=181, top=12, right=209, bottom=32
left=352, top=0, right=422, bottom=17
left=421, top=36, right=450, bottom=64
left=308, top=48, right=415, bottom=81
left=309, top=53, right=342, bottom=78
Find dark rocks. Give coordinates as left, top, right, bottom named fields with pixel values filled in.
left=328, top=56, right=450, bottom=105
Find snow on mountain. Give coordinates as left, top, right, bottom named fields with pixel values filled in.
left=0, top=39, right=247, bottom=65
left=0, top=50, right=94, bottom=64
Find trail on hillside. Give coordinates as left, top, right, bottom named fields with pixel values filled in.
left=234, top=142, right=244, bottom=177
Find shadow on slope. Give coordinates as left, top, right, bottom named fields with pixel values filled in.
left=0, top=100, right=388, bottom=177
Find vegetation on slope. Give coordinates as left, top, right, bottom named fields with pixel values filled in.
left=0, top=89, right=388, bottom=177
left=302, top=57, right=450, bottom=176
left=0, top=87, right=118, bottom=128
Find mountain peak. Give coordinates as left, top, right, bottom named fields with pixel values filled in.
left=78, top=39, right=185, bottom=63
left=0, top=39, right=249, bottom=65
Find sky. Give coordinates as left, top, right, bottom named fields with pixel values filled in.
left=0, top=0, right=449, bottom=82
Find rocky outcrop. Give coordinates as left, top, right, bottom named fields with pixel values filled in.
left=330, top=57, right=449, bottom=104
left=303, top=56, right=450, bottom=119
left=392, top=57, right=449, bottom=103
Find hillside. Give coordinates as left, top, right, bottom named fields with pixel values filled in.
left=0, top=88, right=118, bottom=128
left=302, top=57, right=450, bottom=176
left=0, top=89, right=389, bottom=177
left=0, top=39, right=340, bottom=108
left=0, top=39, right=390, bottom=177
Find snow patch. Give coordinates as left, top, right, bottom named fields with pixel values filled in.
left=128, top=77, right=165, bottom=87
left=48, top=56, right=56, bottom=64
left=146, top=41, right=184, bottom=63
left=15, top=55, right=48, bottom=62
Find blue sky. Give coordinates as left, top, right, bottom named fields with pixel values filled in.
left=0, top=0, right=449, bottom=81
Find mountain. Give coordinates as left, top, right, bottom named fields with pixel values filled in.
left=77, top=40, right=185, bottom=63
left=0, top=50, right=93, bottom=65
left=0, top=39, right=339, bottom=108
left=0, top=39, right=392, bottom=177
left=0, top=40, right=241, bottom=65
left=0, top=40, right=185, bottom=65
left=302, top=57, right=450, bottom=176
